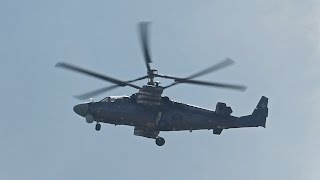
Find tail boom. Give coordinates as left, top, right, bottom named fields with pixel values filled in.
left=225, top=96, right=268, bottom=129
left=238, top=96, right=268, bottom=128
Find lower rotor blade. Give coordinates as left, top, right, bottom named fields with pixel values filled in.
left=74, top=85, right=120, bottom=100
left=128, top=75, right=149, bottom=83
left=174, top=79, right=247, bottom=91
left=74, top=75, right=149, bottom=100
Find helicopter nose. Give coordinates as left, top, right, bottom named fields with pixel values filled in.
left=73, top=104, right=88, bottom=117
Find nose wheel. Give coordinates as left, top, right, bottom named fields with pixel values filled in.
left=95, top=123, right=101, bottom=131
left=155, top=137, right=165, bottom=146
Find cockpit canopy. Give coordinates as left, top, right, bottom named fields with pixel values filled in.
left=99, top=95, right=130, bottom=103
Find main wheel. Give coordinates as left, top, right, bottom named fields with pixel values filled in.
left=155, top=137, right=165, bottom=146
left=95, top=123, right=101, bottom=131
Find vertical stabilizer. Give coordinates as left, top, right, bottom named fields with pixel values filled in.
left=252, top=96, right=268, bottom=127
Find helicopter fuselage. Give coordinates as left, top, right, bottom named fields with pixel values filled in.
left=73, top=96, right=268, bottom=139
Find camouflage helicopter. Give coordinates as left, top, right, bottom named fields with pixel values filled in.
left=56, top=22, right=268, bottom=146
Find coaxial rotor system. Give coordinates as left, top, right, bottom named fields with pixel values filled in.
left=56, top=22, right=246, bottom=100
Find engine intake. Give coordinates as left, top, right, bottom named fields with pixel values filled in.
left=215, top=102, right=233, bottom=116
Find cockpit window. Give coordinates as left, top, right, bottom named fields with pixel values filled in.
left=100, top=96, right=130, bottom=102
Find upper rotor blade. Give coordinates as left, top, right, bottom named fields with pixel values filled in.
left=174, top=79, right=247, bottom=91
left=73, top=75, right=149, bottom=100
left=55, top=62, right=141, bottom=89
left=186, top=57, right=234, bottom=79
left=138, top=22, right=152, bottom=73
left=164, top=57, right=235, bottom=89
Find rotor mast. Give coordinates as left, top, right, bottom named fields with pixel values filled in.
left=147, top=69, right=159, bottom=86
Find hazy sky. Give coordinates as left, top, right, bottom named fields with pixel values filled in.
left=1, top=0, right=319, bottom=179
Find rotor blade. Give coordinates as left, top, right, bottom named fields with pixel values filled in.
left=55, top=62, right=141, bottom=89
left=74, top=85, right=120, bottom=100
left=138, top=22, right=152, bottom=73
left=73, top=75, right=149, bottom=100
left=164, top=57, right=235, bottom=89
left=174, top=79, right=247, bottom=91
left=128, top=75, right=149, bottom=82
left=155, top=74, right=180, bottom=80
left=185, top=57, right=234, bottom=79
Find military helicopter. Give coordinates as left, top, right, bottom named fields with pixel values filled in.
left=56, top=22, right=268, bottom=146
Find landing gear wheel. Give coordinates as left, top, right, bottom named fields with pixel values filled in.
left=95, top=123, right=101, bottom=131
left=155, top=137, right=165, bottom=146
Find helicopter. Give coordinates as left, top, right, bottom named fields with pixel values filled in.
left=56, top=22, right=268, bottom=146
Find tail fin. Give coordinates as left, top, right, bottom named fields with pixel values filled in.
left=252, top=96, right=268, bottom=127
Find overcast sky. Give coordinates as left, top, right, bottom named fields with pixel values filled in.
left=0, top=0, right=319, bottom=179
